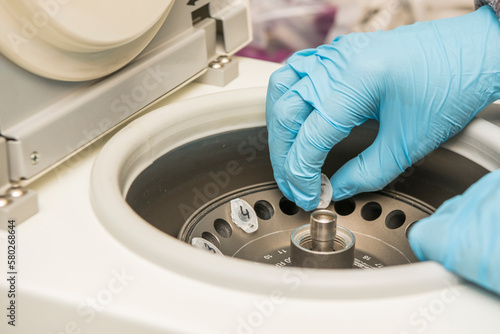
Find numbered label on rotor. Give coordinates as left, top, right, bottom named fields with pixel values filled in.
left=191, top=238, right=223, bottom=255
left=230, top=198, right=258, bottom=233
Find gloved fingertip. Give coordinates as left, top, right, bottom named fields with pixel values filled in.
left=329, top=155, right=374, bottom=201
left=286, top=180, right=320, bottom=212
left=279, top=189, right=295, bottom=203
left=407, top=221, right=427, bottom=261
left=408, top=227, right=425, bottom=261
left=275, top=175, right=294, bottom=202
left=330, top=176, right=357, bottom=201
left=298, top=195, right=321, bottom=212
left=331, top=187, right=354, bottom=202
left=298, top=198, right=320, bottom=212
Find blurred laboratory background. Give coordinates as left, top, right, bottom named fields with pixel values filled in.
left=238, top=0, right=474, bottom=62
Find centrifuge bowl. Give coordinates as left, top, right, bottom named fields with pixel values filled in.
left=90, top=87, right=500, bottom=299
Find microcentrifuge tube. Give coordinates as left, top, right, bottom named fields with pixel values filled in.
left=191, top=238, right=224, bottom=255
left=230, top=198, right=258, bottom=233
left=317, top=173, right=333, bottom=209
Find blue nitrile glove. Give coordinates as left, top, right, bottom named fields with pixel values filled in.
left=409, top=168, right=500, bottom=295
left=266, top=6, right=500, bottom=211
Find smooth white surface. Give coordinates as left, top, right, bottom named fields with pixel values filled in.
left=0, top=0, right=173, bottom=80
left=1, top=58, right=499, bottom=333
left=21, top=0, right=171, bottom=49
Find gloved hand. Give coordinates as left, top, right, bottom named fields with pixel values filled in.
left=266, top=5, right=500, bottom=211
left=409, top=168, right=500, bottom=295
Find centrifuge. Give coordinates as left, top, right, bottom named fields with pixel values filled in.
left=1, top=1, right=500, bottom=333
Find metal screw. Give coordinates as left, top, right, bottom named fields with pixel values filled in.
left=209, top=61, right=223, bottom=69
left=30, top=151, right=40, bottom=165
left=0, top=196, right=10, bottom=208
left=7, top=186, right=26, bottom=198
left=217, top=55, right=231, bottom=64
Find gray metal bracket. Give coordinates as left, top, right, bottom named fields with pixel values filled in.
left=0, top=137, right=9, bottom=194
left=0, top=137, right=38, bottom=228
left=0, top=0, right=250, bottom=225
left=0, top=186, right=38, bottom=230
left=195, top=55, right=239, bottom=87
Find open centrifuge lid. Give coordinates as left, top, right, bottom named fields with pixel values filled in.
left=90, top=87, right=500, bottom=298
left=0, top=0, right=174, bottom=81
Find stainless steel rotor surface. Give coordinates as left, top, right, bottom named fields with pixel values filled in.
left=125, top=125, right=490, bottom=271
left=91, top=87, right=500, bottom=297
left=179, top=182, right=433, bottom=268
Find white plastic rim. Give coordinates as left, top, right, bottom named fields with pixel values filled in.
left=90, top=87, right=500, bottom=299
left=0, top=0, right=174, bottom=81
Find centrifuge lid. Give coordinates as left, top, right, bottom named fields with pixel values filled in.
left=0, top=0, right=174, bottom=81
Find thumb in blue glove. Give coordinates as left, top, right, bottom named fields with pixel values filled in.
left=266, top=6, right=500, bottom=211
left=409, top=168, right=500, bottom=295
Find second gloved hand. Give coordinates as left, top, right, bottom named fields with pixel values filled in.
left=409, top=168, right=500, bottom=295
left=266, top=6, right=500, bottom=210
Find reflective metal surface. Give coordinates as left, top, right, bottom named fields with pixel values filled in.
left=178, top=182, right=431, bottom=268
left=126, top=125, right=489, bottom=269
left=290, top=224, right=355, bottom=269
left=310, top=210, right=337, bottom=252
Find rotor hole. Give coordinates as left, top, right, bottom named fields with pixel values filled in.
left=334, top=198, right=356, bottom=216
left=361, top=202, right=382, bottom=221
left=279, top=197, right=300, bottom=216
left=201, top=232, right=220, bottom=248
left=254, top=200, right=274, bottom=220
left=385, top=210, right=406, bottom=229
left=214, top=219, right=232, bottom=238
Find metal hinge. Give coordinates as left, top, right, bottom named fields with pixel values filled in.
left=0, top=136, right=38, bottom=229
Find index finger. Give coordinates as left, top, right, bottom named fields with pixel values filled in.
left=284, top=108, right=354, bottom=210
left=267, top=65, right=314, bottom=200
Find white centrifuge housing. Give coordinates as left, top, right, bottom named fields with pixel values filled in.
left=1, top=1, right=500, bottom=333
